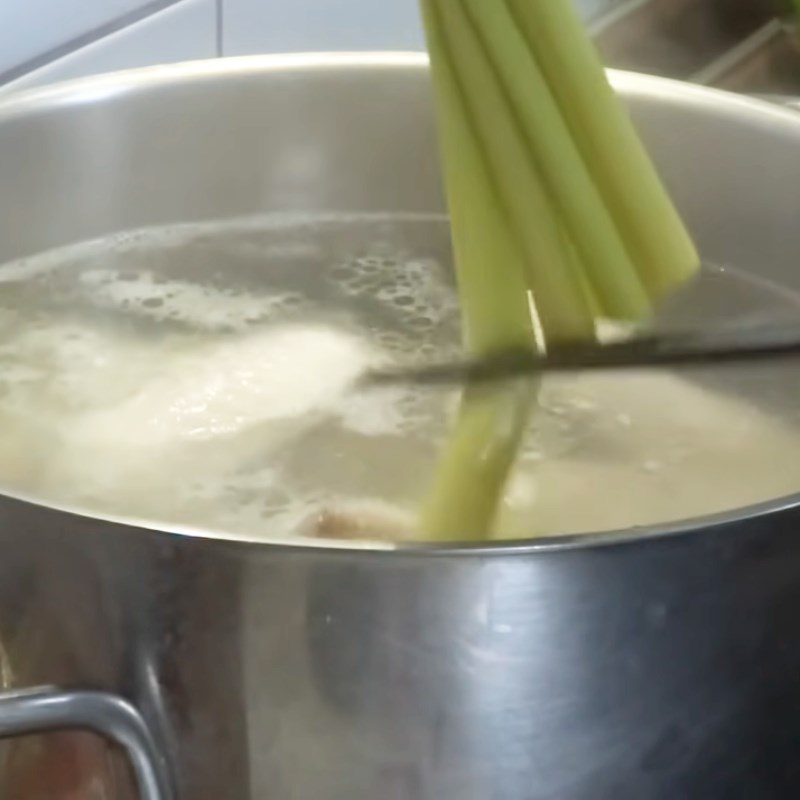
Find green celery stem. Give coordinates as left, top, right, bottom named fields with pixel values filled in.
left=507, top=0, right=700, bottom=298
left=419, top=0, right=537, bottom=540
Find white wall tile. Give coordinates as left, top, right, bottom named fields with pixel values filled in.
left=2, top=0, right=217, bottom=93
left=0, top=0, right=160, bottom=77
left=221, top=0, right=615, bottom=58
left=222, top=0, right=426, bottom=56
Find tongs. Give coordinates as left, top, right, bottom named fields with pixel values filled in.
left=363, top=322, right=800, bottom=388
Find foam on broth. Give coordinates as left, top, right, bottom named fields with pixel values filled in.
left=1, top=213, right=799, bottom=541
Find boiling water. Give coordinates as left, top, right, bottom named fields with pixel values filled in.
left=1, top=213, right=800, bottom=542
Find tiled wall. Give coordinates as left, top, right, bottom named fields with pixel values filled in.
left=0, top=0, right=620, bottom=92
left=222, top=0, right=620, bottom=56
left=0, top=0, right=218, bottom=92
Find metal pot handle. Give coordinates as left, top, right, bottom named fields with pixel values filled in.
left=0, top=686, right=172, bottom=800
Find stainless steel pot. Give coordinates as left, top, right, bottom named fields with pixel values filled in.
left=1, top=54, right=800, bottom=800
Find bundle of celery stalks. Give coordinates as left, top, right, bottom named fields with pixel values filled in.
left=418, top=0, right=700, bottom=540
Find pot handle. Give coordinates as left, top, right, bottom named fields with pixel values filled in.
left=0, top=686, right=172, bottom=800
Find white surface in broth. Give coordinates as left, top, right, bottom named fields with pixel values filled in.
left=500, top=371, right=800, bottom=537
left=0, top=215, right=798, bottom=541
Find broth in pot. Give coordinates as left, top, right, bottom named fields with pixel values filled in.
left=1, top=212, right=799, bottom=542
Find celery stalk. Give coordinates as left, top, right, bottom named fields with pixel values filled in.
left=432, top=0, right=595, bottom=341
left=420, top=1, right=532, bottom=353
left=461, top=0, right=651, bottom=322
left=419, top=0, right=537, bottom=539
left=418, top=0, right=699, bottom=541
left=422, top=383, right=535, bottom=540
left=507, top=0, right=700, bottom=298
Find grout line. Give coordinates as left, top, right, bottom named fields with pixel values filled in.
left=690, top=18, right=785, bottom=86
left=0, top=0, right=186, bottom=85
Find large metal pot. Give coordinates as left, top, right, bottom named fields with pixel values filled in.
left=1, top=54, right=800, bottom=800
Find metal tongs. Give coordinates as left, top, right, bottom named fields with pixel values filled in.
left=363, top=322, right=800, bottom=389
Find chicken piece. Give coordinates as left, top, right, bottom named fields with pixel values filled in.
left=43, top=324, right=374, bottom=513
left=306, top=502, right=416, bottom=543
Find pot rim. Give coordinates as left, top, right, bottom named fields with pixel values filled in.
left=2, top=51, right=800, bottom=555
